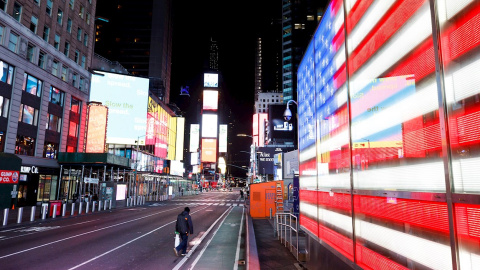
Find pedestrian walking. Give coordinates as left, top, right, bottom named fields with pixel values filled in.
left=240, top=189, right=244, bottom=199
left=174, top=207, right=194, bottom=257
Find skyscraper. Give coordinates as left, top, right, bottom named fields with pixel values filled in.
left=95, top=0, right=173, bottom=103
left=281, top=0, right=327, bottom=103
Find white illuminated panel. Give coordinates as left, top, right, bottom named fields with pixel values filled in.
left=202, top=114, right=218, bottom=138
left=175, top=117, right=185, bottom=161
left=219, top=124, right=228, bottom=153
left=189, top=124, right=200, bottom=152
left=203, top=90, right=219, bottom=110
left=204, top=73, right=218, bottom=87
left=191, top=152, right=199, bottom=165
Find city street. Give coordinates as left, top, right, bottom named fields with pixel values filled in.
left=0, top=191, right=245, bottom=270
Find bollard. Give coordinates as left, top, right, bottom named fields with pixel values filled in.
left=86, top=202, right=90, bottom=213
left=41, top=204, right=47, bottom=219
left=270, top=208, right=272, bottom=219
left=71, top=203, right=76, bottom=216
left=62, top=204, right=67, bottom=216
left=3, top=208, right=9, bottom=226
left=126, top=198, right=129, bottom=207
left=17, top=207, right=23, bottom=224
left=104, top=200, right=107, bottom=211
left=98, top=201, right=102, bottom=212
left=109, top=199, right=112, bottom=210
left=30, top=206, right=36, bottom=222
left=52, top=205, right=58, bottom=218
left=79, top=202, right=83, bottom=215
left=92, top=201, right=96, bottom=213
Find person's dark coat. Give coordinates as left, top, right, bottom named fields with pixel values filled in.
left=176, top=210, right=193, bottom=235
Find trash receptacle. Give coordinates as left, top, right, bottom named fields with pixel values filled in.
left=49, top=200, right=62, bottom=217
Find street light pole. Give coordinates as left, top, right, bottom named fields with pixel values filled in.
left=237, top=134, right=257, bottom=184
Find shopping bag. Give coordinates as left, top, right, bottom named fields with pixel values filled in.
left=174, top=233, right=180, bottom=247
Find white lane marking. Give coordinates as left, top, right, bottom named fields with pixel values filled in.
left=67, top=206, right=208, bottom=270
left=0, top=207, right=183, bottom=259
left=186, top=207, right=235, bottom=270
left=0, top=220, right=99, bottom=241
left=233, top=207, right=245, bottom=270
left=174, top=207, right=233, bottom=270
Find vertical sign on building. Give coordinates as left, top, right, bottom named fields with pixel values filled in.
left=85, top=104, right=108, bottom=153
left=175, top=117, right=185, bottom=160
left=219, top=124, right=227, bottom=153
left=190, top=124, right=200, bottom=152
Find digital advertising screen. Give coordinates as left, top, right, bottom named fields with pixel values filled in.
left=219, top=124, right=228, bottom=153
left=269, top=104, right=296, bottom=144
left=90, top=71, right=149, bottom=144
left=190, top=124, right=200, bottom=152
left=204, top=73, right=218, bottom=87
left=170, top=160, right=184, bottom=176
left=167, top=116, right=177, bottom=161
left=85, top=104, right=108, bottom=153
left=201, top=138, right=217, bottom=163
left=202, top=114, right=218, bottom=138
left=191, top=152, right=199, bottom=165
left=203, top=90, right=219, bottom=110
left=147, top=97, right=168, bottom=159
left=175, top=117, right=185, bottom=161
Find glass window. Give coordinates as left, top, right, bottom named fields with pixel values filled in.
left=18, top=104, right=38, bottom=126
left=37, top=174, right=57, bottom=201
left=0, top=0, right=7, bottom=11
left=57, top=9, right=63, bottom=25
left=8, top=32, right=18, bottom=52
left=77, top=28, right=82, bottom=41
left=74, top=50, right=79, bottom=64
left=43, top=142, right=58, bottom=159
left=72, top=73, right=77, bottom=87
left=42, top=26, right=50, bottom=42
left=54, top=34, right=60, bottom=49
left=68, top=121, right=78, bottom=137
left=49, top=86, right=64, bottom=106
left=81, top=55, right=86, bottom=68
left=45, top=0, right=52, bottom=16
left=47, top=113, right=61, bottom=132
left=63, top=42, right=69, bottom=57
left=30, top=16, right=38, bottom=34
left=33, top=0, right=40, bottom=6
left=69, top=0, right=74, bottom=10
left=66, top=18, right=72, bottom=33
left=13, top=2, right=22, bottom=22
left=26, top=44, right=35, bottom=63
left=38, top=51, right=46, bottom=69
left=79, top=5, right=84, bottom=19
left=52, top=60, right=58, bottom=77
left=0, top=61, right=14, bottom=85
left=79, top=77, right=84, bottom=91
left=83, top=34, right=88, bottom=46
left=61, top=66, right=67, bottom=81
left=86, top=12, right=91, bottom=25
left=71, top=97, right=81, bottom=113
left=0, top=96, right=10, bottom=118
left=23, top=73, right=42, bottom=97
left=0, top=25, right=3, bottom=42
left=15, top=135, right=35, bottom=156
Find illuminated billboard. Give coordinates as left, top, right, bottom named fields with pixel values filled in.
left=90, top=71, right=149, bottom=144
left=167, top=115, right=177, bottom=161
left=201, top=138, right=216, bottom=163
left=202, top=114, right=218, bottom=138
left=175, top=117, right=185, bottom=161
left=189, top=124, right=200, bottom=152
left=219, top=124, right=227, bottom=153
left=170, top=160, right=184, bottom=176
left=203, top=90, right=219, bottom=110
left=85, top=104, right=108, bottom=153
left=147, top=97, right=168, bottom=159
left=269, top=104, right=296, bottom=145
left=191, top=152, right=199, bottom=165
left=204, top=73, right=218, bottom=87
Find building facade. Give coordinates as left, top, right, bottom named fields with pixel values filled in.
left=0, top=0, right=96, bottom=206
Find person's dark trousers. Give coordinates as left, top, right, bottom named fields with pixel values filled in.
left=176, top=233, right=189, bottom=254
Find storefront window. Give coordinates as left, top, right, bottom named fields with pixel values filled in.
left=37, top=175, right=57, bottom=201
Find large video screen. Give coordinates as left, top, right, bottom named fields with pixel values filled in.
left=269, top=104, right=296, bottom=144
left=85, top=104, right=108, bottom=153
left=218, top=124, right=227, bottom=153
left=147, top=97, right=168, bottom=159
left=201, top=139, right=217, bottom=163
left=90, top=71, right=149, bottom=144
left=175, top=117, right=185, bottom=161
left=190, top=124, right=200, bottom=152
left=204, top=73, right=218, bottom=87
left=203, top=90, right=219, bottom=110
left=202, top=114, right=218, bottom=138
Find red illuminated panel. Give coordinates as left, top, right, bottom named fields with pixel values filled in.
left=253, top=114, right=259, bottom=136
left=258, top=113, right=268, bottom=147
left=356, top=244, right=408, bottom=270
left=348, top=0, right=426, bottom=76
left=455, top=204, right=480, bottom=240
left=299, top=214, right=318, bottom=239
left=201, top=139, right=217, bottom=163
left=86, top=105, right=108, bottom=153
left=346, top=0, right=375, bottom=34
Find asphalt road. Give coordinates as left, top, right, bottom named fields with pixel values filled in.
left=0, top=191, right=245, bottom=270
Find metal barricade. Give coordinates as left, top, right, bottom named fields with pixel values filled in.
left=276, top=212, right=299, bottom=260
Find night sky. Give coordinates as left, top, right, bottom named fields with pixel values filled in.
left=170, top=1, right=281, bottom=177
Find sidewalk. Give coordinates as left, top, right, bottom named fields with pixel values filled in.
left=252, top=218, right=301, bottom=270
